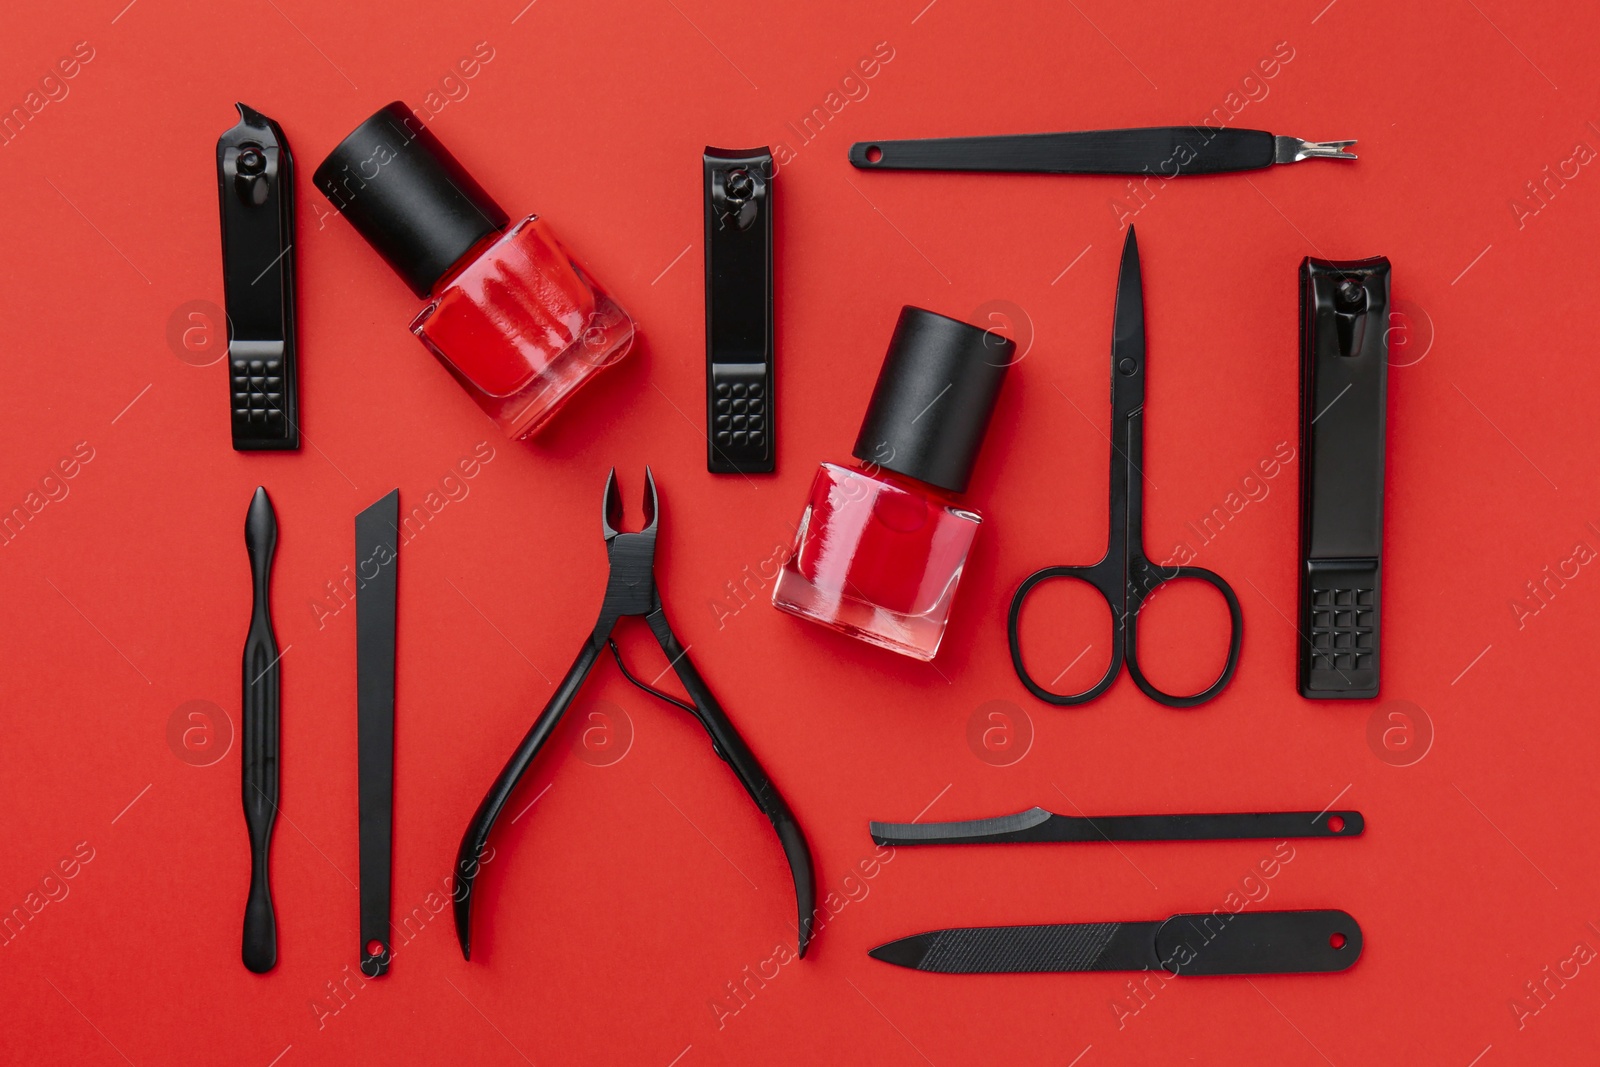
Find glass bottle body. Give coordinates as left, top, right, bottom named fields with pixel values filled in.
left=771, top=461, right=981, bottom=661
left=411, top=214, right=634, bottom=440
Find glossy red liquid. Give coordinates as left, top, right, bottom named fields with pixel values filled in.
left=771, top=463, right=981, bottom=660
left=412, top=215, right=633, bottom=439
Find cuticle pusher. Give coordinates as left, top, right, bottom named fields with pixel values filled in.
left=242, top=486, right=280, bottom=974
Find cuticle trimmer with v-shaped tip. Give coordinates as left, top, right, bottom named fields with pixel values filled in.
left=870, top=806, right=1364, bottom=846
left=849, top=126, right=1355, bottom=175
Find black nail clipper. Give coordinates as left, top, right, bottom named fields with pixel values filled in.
left=217, top=104, right=300, bottom=451
left=452, top=469, right=816, bottom=959
left=1298, top=257, right=1390, bottom=698
left=704, top=147, right=774, bottom=474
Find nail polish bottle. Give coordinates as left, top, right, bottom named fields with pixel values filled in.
left=313, top=103, right=634, bottom=440
left=771, top=307, right=1014, bottom=660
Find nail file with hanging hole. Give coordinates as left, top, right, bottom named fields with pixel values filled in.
left=356, top=490, right=399, bottom=976
left=870, top=910, right=1362, bottom=975
left=870, top=807, right=1364, bottom=846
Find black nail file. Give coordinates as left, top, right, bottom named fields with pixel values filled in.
left=242, top=486, right=280, bottom=973
left=1298, top=257, right=1390, bottom=699
left=704, top=147, right=774, bottom=474
left=870, top=910, right=1362, bottom=976
left=217, top=103, right=300, bottom=451
left=356, top=490, right=400, bottom=977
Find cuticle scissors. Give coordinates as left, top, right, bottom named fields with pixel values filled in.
left=1007, top=226, right=1242, bottom=709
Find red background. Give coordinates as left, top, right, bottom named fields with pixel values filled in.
left=2, top=1, right=1596, bottom=1064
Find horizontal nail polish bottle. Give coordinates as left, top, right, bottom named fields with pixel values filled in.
left=313, top=102, right=634, bottom=439
left=771, top=307, right=1014, bottom=660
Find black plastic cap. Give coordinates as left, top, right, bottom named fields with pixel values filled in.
left=852, top=307, right=1015, bottom=494
left=312, top=102, right=509, bottom=298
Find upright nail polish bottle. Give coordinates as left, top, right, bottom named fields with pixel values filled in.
left=313, top=102, right=634, bottom=440
left=771, top=307, right=1014, bottom=660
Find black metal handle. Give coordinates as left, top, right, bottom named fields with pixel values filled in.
left=644, top=607, right=816, bottom=955
left=1157, top=909, right=1362, bottom=975
left=1006, top=565, right=1124, bottom=706
left=849, top=127, right=1276, bottom=176
left=1124, top=565, right=1243, bottom=709
left=452, top=639, right=602, bottom=959
left=241, top=487, right=279, bottom=973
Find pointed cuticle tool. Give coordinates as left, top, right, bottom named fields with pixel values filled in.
left=870, top=806, right=1364, bottom=846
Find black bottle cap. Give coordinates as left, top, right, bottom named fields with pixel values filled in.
left=852, top=306, right=1015, bottom=494
left=312, top=102, right=510, bottom=298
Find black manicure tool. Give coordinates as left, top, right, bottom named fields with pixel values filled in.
left=704, top=147, right=775, bottom=474
left=452, top=469, right=816, bottom=959
left=356, top=490, right=399, bottom=976
left=217, top=103, right=300, bottom=451
left=849, top=126, right=1355, bottom=175
left=870, top=910, right=1361, bottom=976
left=870, top=807, right=1363, bottom=846
left=242, top=486, right=281, bottom=973
left=1298, top=257, right=1391, bottom=698
left=1008, top=227, right=1241, bottom=708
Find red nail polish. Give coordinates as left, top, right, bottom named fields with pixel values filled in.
left=772, top=307, right=1014, bottom=660
left=314, top=103, right=634, bottom=439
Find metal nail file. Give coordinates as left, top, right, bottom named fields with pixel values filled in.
left=356, top=490, right=400, bottom=977
left=870, top=807, right=1364, bottom=846
left=241, top=486, right=280, bottom=973
left=1298, top=257, right=1391, bottom=699
left=870, top=910, right=1361, bottom=976
left=704, top=147, right=775, bottom=474
left=849, top=126, right=1355, bottom=175
left=217, top=103, right=300, bottom=451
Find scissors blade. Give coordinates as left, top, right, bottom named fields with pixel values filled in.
left=1112, top=225, right=1145, bottom=403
